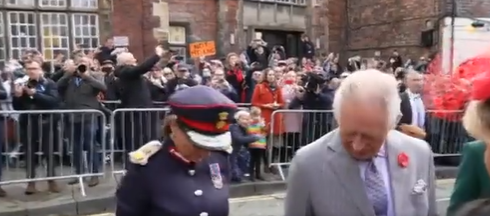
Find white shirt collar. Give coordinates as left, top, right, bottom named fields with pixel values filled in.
left=406, top=89, right=420, bottom=99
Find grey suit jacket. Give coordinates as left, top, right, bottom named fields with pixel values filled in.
left=57, top=72, right=107, bottom=122
left=285, top=129, right=437, bottom=216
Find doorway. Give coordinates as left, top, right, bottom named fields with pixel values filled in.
left=255, top=29, right=302, bottom=58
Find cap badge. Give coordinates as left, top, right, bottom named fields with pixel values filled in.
left=216, top=112, right=229, bottom=129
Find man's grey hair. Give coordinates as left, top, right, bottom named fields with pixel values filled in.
left=333, top=69, right=401, bottom=129
left=234, top=110, right=250, bottom=120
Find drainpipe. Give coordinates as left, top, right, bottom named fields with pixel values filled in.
left=448, top=0, right=456, bottom=74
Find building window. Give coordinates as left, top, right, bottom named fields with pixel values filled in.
left=257, top=0, right=306, bottom=5
left=6, top=0, right=35, bottom=7
left=0, top=13, right=5, bottom=67
left=71, top=0, right=98, bottom=9
left=72, top=14, right=99, bottom=52
left=0, top=0, right=100, bottom=67
left=7, top=12, right=37, bottom=60
left=39, top=0, right=67, bottom=8
left=169, top=26, right=187, bottom=61
left=41, top=13, right=69, bottom=61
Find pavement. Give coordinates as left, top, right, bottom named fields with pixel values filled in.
left=0, top=164, right=458, bottom=216
left=84, top=179, right=456, bottom=216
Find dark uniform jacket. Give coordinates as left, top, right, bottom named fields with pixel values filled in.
left=116, top=140, right=230, bottom=216
left=447, top=141, right=490, bottom=215
left=114, top=55, right=160, bottom=108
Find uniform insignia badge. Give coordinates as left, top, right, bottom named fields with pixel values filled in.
left=216, top=112, right=229, bottom=129
left=128, top=140, right=162, bottom=165
left=209, top=163, right=223, bottom=189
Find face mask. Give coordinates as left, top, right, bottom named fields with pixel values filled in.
left=101, top=67, right=113, bottom=73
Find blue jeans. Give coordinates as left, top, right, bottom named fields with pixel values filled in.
left=231, top=146, right=250, bottom=180
left=72, top=121, right=101, bottom=174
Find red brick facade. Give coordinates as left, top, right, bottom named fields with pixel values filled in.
left=111, top=0, right=490, bottom=61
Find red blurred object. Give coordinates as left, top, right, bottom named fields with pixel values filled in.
left=472, top=72, right=490, bottom=100
left=423, top=53, right=490, bottom=121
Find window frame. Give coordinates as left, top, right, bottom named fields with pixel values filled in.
left=0, top=12, right=5, bottom=67
left=71, top=13, right=100, bottom=53
left=0, top=0, right=101, bottom=64
left=6, top=11, right=38, bottom=60
left=252, top=0, right=306, bottom=6
left=168, top=22, right=190, bottom=62
left=40, top=12, right=70, bottom=61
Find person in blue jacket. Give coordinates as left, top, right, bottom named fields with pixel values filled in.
left=116, top=85, right=237, bottom=216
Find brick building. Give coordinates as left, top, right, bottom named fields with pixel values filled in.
left=0, top=0, right=488, bottom=66
left=112, top=0, right=320, bottom=62
left=324, top=0, right=490, bottom=60
left=110, top=0, right=490, bottom=62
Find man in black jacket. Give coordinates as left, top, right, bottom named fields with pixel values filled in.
left=12, top=59, right=61, bottom=195
left=113, top=45, right=165, bottom=157
left=57, top=56, right=107, bottom=187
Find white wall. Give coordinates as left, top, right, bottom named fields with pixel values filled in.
left=441, top=17, right=490, bottom=73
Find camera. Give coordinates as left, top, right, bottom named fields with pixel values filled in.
left=303, top=73, right=326, bottom=92
left=174, top=55, right=184, bottom=61
left=77, top=64, right=88, bottom=73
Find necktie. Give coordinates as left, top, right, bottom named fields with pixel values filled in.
left=364, top=160, right=388, bottom=216
left=75, top=78, right=81, bottom=86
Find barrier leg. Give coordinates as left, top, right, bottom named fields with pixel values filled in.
left=79, top=176, right=86, bottom=197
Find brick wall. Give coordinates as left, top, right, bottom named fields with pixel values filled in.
left=323, top=0, right=441, bottom=60
left=111, top=0, right=488, bottom=61
left=112, top=0, right=222, bottom=61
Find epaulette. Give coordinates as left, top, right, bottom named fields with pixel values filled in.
left=223, top=145, right=233, bottom=154
left=128, top=140, right=162, bottom=165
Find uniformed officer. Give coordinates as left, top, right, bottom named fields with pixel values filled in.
left=116, top=85, right=237, bottom=216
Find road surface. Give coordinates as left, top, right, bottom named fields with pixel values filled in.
left=88, top=179, right=455, bottom=216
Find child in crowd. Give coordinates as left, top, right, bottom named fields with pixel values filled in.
left=247, top=107, right=267, bottom=181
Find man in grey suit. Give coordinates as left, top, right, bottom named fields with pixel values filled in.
left=57, top=56, right=107, bottom=187
left=285, top=69, right=437, bottom=216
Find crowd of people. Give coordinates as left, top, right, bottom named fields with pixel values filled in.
left=0, top=33, right=467, bottom=197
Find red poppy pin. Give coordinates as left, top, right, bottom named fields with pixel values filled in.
left=397, top=152, right=409, bottom=168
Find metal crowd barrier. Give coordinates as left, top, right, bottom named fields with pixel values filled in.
left=267, top=109, right=468, bottom=180
left=109, top=108, right=170, bottom=177
left=108, top=105, right=252, bottom=177
left=0, top=109, right=106, bottom=196
left=0, top=107, right=468, bottom=194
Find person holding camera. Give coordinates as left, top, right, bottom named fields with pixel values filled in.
left=246, top=39, right=271, bottom=70
left=244, top=63, right=263, bottom=103
left=225, top=53, right=245, bottom=102
left=210, top=68, right=238, bottom=102
left=146, top=65, right=168, bottom=103
left=289, top=73, right=334, bottom=144
left=12, top=59, right=61, bottom=195
left=299, top=34, right=315, bottom=60
left=165, top=64, right=198, bottom=96
left=57, top=56, right=106, bottom=187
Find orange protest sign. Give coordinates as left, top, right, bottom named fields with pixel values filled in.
left=189, top=41, right=216, bottom=58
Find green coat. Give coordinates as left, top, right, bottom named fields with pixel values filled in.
left=447, top=141, right=490, bottom=215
